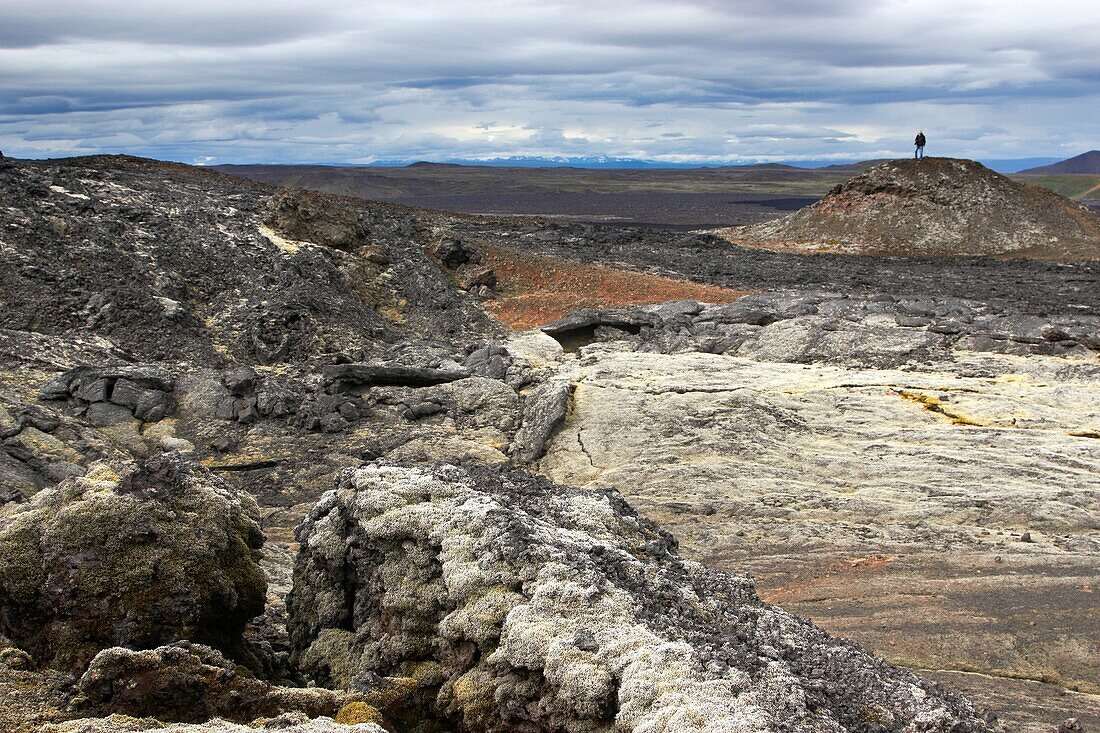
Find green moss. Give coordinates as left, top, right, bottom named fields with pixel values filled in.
left=9, top=428, right=83, bottom=463
left=335, top=701, right=384, bottom=725
left=450, top=667, right=497, bottom=723
left=300, top=628, right=357, bottom=689
left=360, top=676, right=418, bottom=710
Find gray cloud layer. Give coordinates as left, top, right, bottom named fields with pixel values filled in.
left=1, top=0, right=1097, bottom=163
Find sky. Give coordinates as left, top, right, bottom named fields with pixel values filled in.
left=1, top=0, right=1098, bottom=165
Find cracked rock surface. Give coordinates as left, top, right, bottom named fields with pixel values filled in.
left=76, top=642, right=357, bottom=723
left=529, top=299, right=1100, bottom=702
left=2, top=154, right=1096, bottom=731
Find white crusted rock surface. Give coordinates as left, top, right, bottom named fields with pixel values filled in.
left=288, top=462, right=999, bottom=733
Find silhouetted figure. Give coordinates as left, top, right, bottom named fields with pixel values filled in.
left=914, top=131, right=926, bottom=160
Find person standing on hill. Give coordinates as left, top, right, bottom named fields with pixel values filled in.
left=914, top=131, right=926, bottom=159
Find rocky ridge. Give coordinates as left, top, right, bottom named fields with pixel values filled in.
left=536, top=290, right=1100, bottom=366
left=719, top=158, right=1100, bottom=258
left=1020, top=151, right=1100, bottom=176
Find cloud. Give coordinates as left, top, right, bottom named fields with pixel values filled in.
left=0, top=0, right=1097, bottom=163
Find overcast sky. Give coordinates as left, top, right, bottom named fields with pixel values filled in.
left=1, top=0, right=1097, bottom=164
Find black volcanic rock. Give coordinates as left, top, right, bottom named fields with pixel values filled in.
left=0, top=156, right=499, bottom=365
left=322, top=363, right=471, bottom=390
left=264, top=188, right=369, bottom=251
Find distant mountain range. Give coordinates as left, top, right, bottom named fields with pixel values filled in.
left=358, top=155, right=1062, bottom=173
left=1019, top=151, right=1100, bottom=175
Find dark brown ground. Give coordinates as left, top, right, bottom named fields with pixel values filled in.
left=215, top=162, right=848, bottom=229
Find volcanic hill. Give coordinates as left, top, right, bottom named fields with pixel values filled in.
left=1020, top=150, right=1100, bottom=175
left=719, top=157, right=1100, bottom=259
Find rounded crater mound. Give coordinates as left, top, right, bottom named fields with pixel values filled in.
left=722, top=157, right=1100, bottom=259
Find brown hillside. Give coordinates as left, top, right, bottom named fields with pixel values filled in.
left=1020, top=150, right=1100, bottom=175
left=718, top=157, right=1100, bottom=259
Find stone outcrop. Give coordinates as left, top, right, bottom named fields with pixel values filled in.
left=38, top=366, right=174, bottom=423
left=537, top=291, right=1100, bottom=367
left=322, top=363, right=471, bottom=391
left=76, top=642, right=357, bottom=723
left=531, top=333, right=1100, bottom=699
left=722, top=158, right=1100, bottom=258
left=42, top=715, right=386, bottom=733
left=1, top=391, right=129, bottom=499
left=429, top=238, right=497, bottom=298
left=509, top=379, right=573, bottom=463
left=2, top=154, right=1096, bottom=731
left=0, top=453, right=266, bottom=673
left=289, top=462, right=998, bottom=733
left=0, top=156, right=499, bottom=365
left=264, top=188, right=370, bottom=252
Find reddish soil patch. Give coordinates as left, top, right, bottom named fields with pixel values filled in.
left=481, top=245, right=751, bottom=330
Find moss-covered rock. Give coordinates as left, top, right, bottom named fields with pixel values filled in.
left=289, top=462, right=1002, bottom=733
left=42, top=713, right=387, bottom=732
left=0, top=452, right=266, bottom=673
left=77, top=642, right=356, bottom=723
left=334, top=702, right=383, bottom=726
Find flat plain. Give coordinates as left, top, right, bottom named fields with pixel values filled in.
left=217, top=161, right=1100, bottom=229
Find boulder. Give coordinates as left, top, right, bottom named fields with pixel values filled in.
left=322, top=363, right=470, bottom=391
left=456, top=265, right=496, bottom=291
left=42, top=714, right=385, bottom=732
left=38, top=366, right=174, bottom=422
left=0, top=453, right=266, bottom=673
left=288, top=463, right=998, bottom=733
left=430, top=238, right=481, bottom=269
left=463, top=343, right=511, bottom=381
left=510, top=380, right=572, bottom=463
left=220, top=365, right=259, bottom=396
left=77, top=642, right=356, bottom=723
left=264, top=189, right=369, bottom=251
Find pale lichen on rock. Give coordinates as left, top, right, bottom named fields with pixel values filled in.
left=289, top=462, right=999, bottom=732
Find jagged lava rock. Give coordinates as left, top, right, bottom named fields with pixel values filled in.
left=264, top=188, right=369, bottom=251
left=43, top=714, right=385, bottom=733
left=289, top=463, right=998, bottom=733
left=76, top=642, right=356, bottom=723
left=0, top=452, right=266, bottom=672
left=0, top=156, right=499, bottom=364
left=723, top=158, right=1100, bottom=258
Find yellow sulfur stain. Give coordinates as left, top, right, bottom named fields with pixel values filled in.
left=895, top=389, right=986, bottom=426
